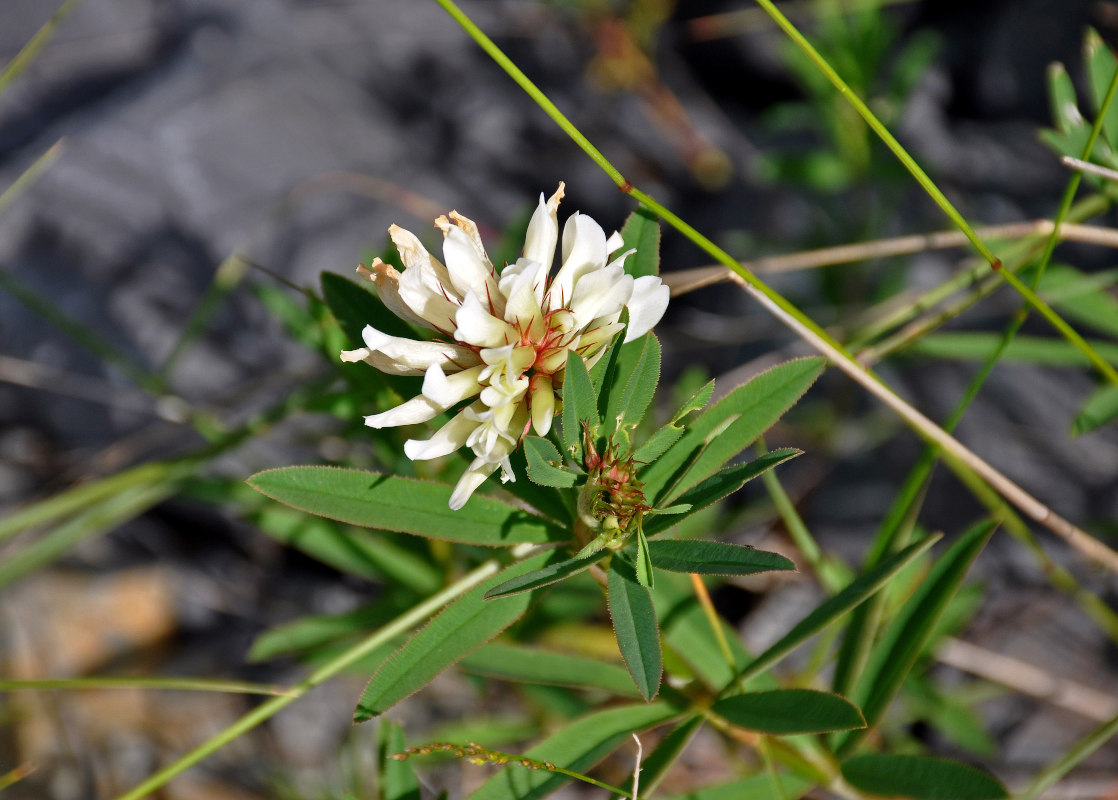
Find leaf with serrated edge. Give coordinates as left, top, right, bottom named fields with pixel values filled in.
left=841, top=754, right=1008, bottom=800
left=620, top=206, right=661, bottom=278
left=248, top=467, right=568, bottom=547
left=604, top=334, right=661, bottom=440
left=523, top=437, right=580, bottom=488
left=635, top=527, right=655, bottom=587
left=647, top=540, right=795, bottom=576
left=640, top=358, right=825, bottom=505
left=608, top=556, right=662, bottom=701
left=354, top=551, right=557, bottom=720
left=484, top=552, right=603, bottom=599
left=644, top=449, right=801, bottom=536
left=713, top=689, right=865, bottom=735
left=465, top=702, right=677, bottom=800
left=561, top=350, right=599, bottom=462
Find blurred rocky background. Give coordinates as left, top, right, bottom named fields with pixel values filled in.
left=2, top=0, right=1118, bottom=798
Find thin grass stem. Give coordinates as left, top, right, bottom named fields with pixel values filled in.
left=112, top=546, right=533, bottom=800
left=0, top=677, right=296, bottom=697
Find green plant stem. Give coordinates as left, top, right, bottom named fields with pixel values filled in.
left=753, top=0, right=1118, bottom=386
left=0, top=139, right=64, bottom=217
left=0, top=677, right=295, bottom=696
left=847, top=195, right=1109, bottom=353
left=0, top=0, right=82, bottom=96
left=757, top=438, right=846, bottom=595
left=1016, top=710, right=1118, bottom=800
left=434, top=0, right=1118, bottom=573
left=112, top=546, right=533, bottom=800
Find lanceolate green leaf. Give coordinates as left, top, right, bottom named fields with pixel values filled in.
left=634, top=526, right=655, bottom=588
left=841, top=754, right=1008, bottom=800
left=523, top=436, right=580, bottom=488
left=837, top=520, right=996, bottom=754
left=561, top=349, right=600, bottom=462
left=646, top=540, right=795, bottom=577
left=484, top=552, right=603, bottom=599
left=459, top=643, right=639, bottom=696
left=660, top=773, right=813, bottom=800
left=602, top=333, right=661, bottom=442
left=640, top=358, right=825, bottom=505
left=608, top=557, right=662, bottom=701
left=248, top=467, right=568, bottom=547
left=731, top=535, right=941, bottom=688
left=379, top=720, right=421, bottom=800
left=643, top=449, right=801, bottom=536
left=355, top=550, right=558, bottom=721
left=1073, top=384, right=1118, bottom=435
left=712, top=689, right=865, bottom=735
left=465, top=702, right=677, bottom=800
left=633, top=380, right=714, bottom=465
left=619, top=205, right=661, bottom=278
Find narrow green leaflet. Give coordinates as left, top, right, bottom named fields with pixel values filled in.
left=634, top=526, right=655, bottom=588
left=643, top=449, right=801, bottom=536
left=608, top=557, right=663, bottom=701
left=247, top=505, right=441, bottom=592
left=712, top=689, right=865, bottom=735
left=640, top=358, right=825, bottom=504
left=1086, top=28, right=1118, bottom=149
left=248, top=467, right=568, bottom=546
left=1039, top=265, right=1118, bottom=338
left=459, top=643, right=639, bottom=696
left=646, top=540, right=795, bottom=577
left=465, top=702, right=677, bottom=800
left=523, top=436, right=580, bottom=488
left=1073, top=384, right=1118, bottom=435
left=841, top=754, right=1008, bottom=800
left=619, top=205, right=661, bottom=278
left=602, top=333, right=661, bottom=443
left=484, top=552, right=603, bottom=599
left=503, top=448, right=571, bottom=523
left=732, top=536, right=941, bottom=688
left=632, top=379, right=714, bottom=466
left=379, top=720, right=421, bottom=800
left=837, top=520, right=996, bottom=754
left=355, top=550, right=557, bottom=721
left=561, top=349, right=600, bottom=462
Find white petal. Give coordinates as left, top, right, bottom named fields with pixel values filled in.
left=391, top=224, right=461, bottom=330
left=576, top=318, right=626, bottom=355
left=439, top=222, right=501, bottom=310
left=422, top=363, right=484, bottom=407
left=358, top=259, right=432, bottom=329
left=360, top=324, right=479, bottom=374
left=405, top=404, right=481, bottom=460
left=364, top=395, right=443, bottom=428
left=454, top=291, right=516, bottom=348
left=448, top=459, right=498, bottom=509
left=501, top=258, right=546, bottom=337
left=523, top=183, right=564, bottom=268
left=569, top=263, right=633, bottom=329
left=624, top=276, right=670, bottom=342
left=606, top=230, right=625, bottom=253
left=549, top=212, right=609, bottom=310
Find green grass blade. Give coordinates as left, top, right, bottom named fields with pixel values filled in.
left=732, top=535, right=941, bottom=689
left=0, top=0, right=82, bottom=96
left=837, top=520, right=997, bottom=755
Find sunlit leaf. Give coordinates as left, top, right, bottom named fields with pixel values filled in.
left=608, top=556, right=662, bottom=701
left=646, top=540, right=795, bottom=576
left=523, top=436, right=580, bottom=488
left=248, top=467, right=568, bottom=546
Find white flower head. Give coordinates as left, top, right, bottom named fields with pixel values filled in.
left=344, top=183, right=670, bottom=509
